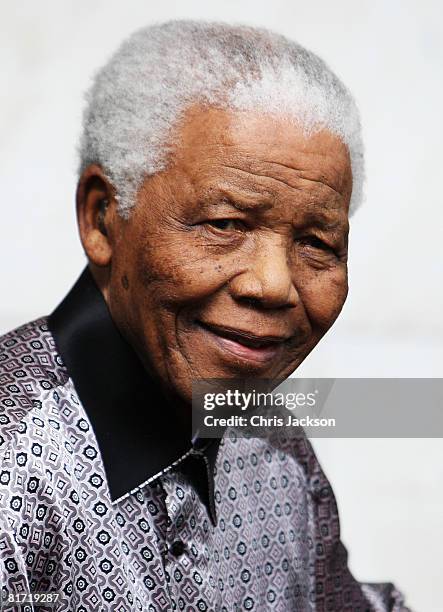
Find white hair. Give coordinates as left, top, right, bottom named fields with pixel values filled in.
left=79, top=20, right=364, bottom=218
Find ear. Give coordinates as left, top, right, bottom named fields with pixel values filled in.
left=76, top=164, right=116, bottom=267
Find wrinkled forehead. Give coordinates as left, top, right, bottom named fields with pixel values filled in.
left=169, top=105, right=353, bottom=207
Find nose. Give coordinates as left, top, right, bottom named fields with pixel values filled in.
left=228, top=234, right=299, bottom=309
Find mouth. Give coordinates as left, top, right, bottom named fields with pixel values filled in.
left=196, top=320, right=289, bottom=366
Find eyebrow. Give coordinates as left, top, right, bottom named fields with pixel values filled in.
left=197, top=188, right=348, bottom=232
left=199, top=189, right=274, bottom=212
left=298, top=210, right=348, bottom=231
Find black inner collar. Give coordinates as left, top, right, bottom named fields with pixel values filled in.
left=47, top=266, right=220, bottom=524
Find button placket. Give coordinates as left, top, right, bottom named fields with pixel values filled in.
left=160, top=473, right=187, bottom=553
left=161, top=470, right=206, bottom=604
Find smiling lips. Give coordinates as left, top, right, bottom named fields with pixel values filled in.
left=197, top=320, right=290, bottom=365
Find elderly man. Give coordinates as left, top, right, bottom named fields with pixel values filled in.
left=0, top=21, right=408, bottom=612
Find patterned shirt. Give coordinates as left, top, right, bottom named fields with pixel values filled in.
left=0, top=268, right=409, bottom=611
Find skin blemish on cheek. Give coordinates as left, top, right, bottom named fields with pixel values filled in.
left=121, top=274, right=130, bottom=290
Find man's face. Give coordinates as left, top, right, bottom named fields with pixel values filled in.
left=106, top=107, right=352, bottom=403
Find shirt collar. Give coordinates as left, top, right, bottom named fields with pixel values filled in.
left=47, top=266, right=220, bottom=524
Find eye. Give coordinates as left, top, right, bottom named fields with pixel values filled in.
left=205, top=219, right=241, bottom=231
left=298, top=235, right=333, bottom=252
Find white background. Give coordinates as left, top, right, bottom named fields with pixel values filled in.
left=1, top=1, right=442, bottom=610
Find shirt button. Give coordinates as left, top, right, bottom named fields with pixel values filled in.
left=170, top=540, right=186, bottom=557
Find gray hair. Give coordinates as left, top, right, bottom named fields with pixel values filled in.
left=79, top=20, right=364, bottom=218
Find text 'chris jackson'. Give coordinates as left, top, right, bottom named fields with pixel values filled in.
left=203, top=414, right=336, bottom=428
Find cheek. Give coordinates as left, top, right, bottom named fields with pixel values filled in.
left=298, top=269, right=348, bottom=330
left=134, top=238, right=238, bottom=307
